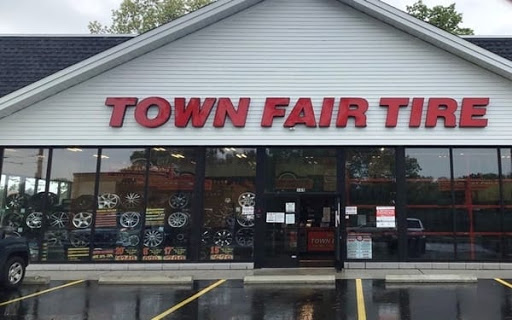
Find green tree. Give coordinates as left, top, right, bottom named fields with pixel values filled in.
left=406, top=0, right=474, bottom=35
left=89, top=0, right=216, bottom=34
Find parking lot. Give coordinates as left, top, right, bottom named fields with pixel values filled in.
left=1, top=278, right=512, bottom=319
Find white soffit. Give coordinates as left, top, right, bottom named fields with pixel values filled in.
left=1, top=0, right=512, bottom=121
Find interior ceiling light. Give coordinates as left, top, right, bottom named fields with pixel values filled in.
left=5, top=148, right=16, bottom=152
left=153, top=147, right=166, bottom=151
left=93, top=154, right=109, bottom=159
left=67, top=147, right=83, bottom=152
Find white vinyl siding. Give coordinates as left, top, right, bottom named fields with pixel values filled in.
left=0, top=0, right=511, bottom=146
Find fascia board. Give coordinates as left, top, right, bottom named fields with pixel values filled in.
left=340, top=0, right=512, bottom=81
left=0, top=0, right=263, bottom=119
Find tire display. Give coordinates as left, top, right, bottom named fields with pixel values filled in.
left=213, top=229, right=233, bottom=247
left=235, top=228, right=254, bottom=247
left=123, top=193, right=142, bottom=208
left=97, top=193, right=120, bottom=209
left=144, top=229, right=164, bottom=247
left=167, top=212, right=189, bottom=228
left=5, top=194, right=28, bottom=210
left=25, top=212, right=44, bottom=229
left=238, top=192, right=255, bottom=207
left=119, top=212, right=141, bottom=228
left=168, top=193, right=189, bottom=209
left=69, top=231, right=90, bottom=248
left=72, top=212, right=93, bottom=229
left=48, top=212, right=69, bottom=229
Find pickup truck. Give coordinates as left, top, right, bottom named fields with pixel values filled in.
left=0, top=227, right=29, bottom=289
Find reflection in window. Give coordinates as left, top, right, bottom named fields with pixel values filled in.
left=405, top=148, right=454, bottom=260
left=44, top=148, right=98, bottom=262
left=265, top=148, right=336, bottom=193
left=202, top=148, right=256, bottom=261
left=144, top=148, right=196, bottom=261
left=345, top=148, right=397, bottom=261
left=501, top=148, right=512, bottom=259
left=453, top=148, right=500, bottom=260
left=0, top=148, right=49, bottom=261
left=94, top=148, right=147, bottom=262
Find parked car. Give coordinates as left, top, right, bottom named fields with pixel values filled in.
left=0, top=227, right=30, bottom=289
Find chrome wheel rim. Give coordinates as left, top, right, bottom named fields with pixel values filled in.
left=213, top=229, right=232, bottom=247
left=72, top=212, right=93, bottom=229
left=236, top=215, right=255, bottom=228
left=98, top=193, right=120, bottom=209
left=8, top=262, right=23, bottom=285
left=6, top=194, right=27, bottom=209
left=49, top=212, right=69, bottom=228
left=169, top=193, right=188, bottom=209
left=120, top=212, right=140, bottom=228
left=69, top=232, right=90, bottom=247
left=45, top=230, right=68, bottom=246
left=168, top=212, right=188, bottom=228
left=26, top=212, right=43, bottom=229
left=236, top=228, right=254, bottom=247
left=144, top=229, right=163, bottom=247
left=238, top=192, right=255, bottom=207
left=123, top=193, right=142, bottom=208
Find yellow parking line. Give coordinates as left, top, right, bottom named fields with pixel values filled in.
left=151, top=279, right=226, bottom=320
left=356, top=279, right=367, bottom=320
left=495, top=278, right=512, bottom=289
left=0, top=280, right=85, bottom=307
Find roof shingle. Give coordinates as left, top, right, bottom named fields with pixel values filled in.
left=0, top=36, right=132, bottom=98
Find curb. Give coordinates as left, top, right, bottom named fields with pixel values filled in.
left=98, top=275, right=193, bottom=285
left=244, top=275, right=335, bottom=284
left=24, top=276, right=51, bottom=285
left=385, top=274, right=477, bottom=283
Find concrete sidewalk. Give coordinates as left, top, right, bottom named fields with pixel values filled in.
left=25, top=266, right=512, bottom=282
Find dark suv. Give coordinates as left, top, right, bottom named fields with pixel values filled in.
left=0, top=227, right=29, bottom=289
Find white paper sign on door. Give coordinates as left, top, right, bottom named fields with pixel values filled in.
left=376, top=206, right=396, bottom=228
left=286, top=214, right=295, bottom=224
left=285, top=202, right=295, bottom=213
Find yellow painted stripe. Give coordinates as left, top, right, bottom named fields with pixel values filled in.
left=152, top=279, right=226, bottom=320
left=356, top=279, right=367, bottom=320
left=495, top=278, right=512, bottom=289
left=0, top=280, right=85, bottom=307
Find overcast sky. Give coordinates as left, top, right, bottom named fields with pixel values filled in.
left=0, top=0, right=511, bottom=35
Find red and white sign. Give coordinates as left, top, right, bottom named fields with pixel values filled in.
left=376, top=206, right=396, bottom=228
left=307, top=230, right=335, bottom=251
left=105, top=97, right=490, bottom=129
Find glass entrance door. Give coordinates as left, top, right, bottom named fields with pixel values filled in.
left=263, top=196, right=299, bottom=268
left=297, top=195, right=337, bottom=267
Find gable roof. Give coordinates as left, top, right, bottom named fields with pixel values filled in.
left=0, top=36, right=133, bottom=98
left=465, top=37, right=512, bottom=62
left=0, top=0, right=512, bottom=120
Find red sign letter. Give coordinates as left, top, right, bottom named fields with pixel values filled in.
left=426, top=98, right=458, bottom=127
left=284, top=98, right=317, bottom=127
left=409, top=98, right=424, bottom=128
left=175, top=98, right=216, bottom=128
left=105, top=97, right=138, bottom=127
left=380, top=98, right=409, bottom=128
left=319, top=98, right=335, bottom=127
left=459, top=98, right=489, bottom=128
left=213, top=98, right=250, bottom=127
left=134, top=97, right=171, bottom=128
left=336, top=98, right=368, bottom=127
left=261, top=98, right=290, bottom=127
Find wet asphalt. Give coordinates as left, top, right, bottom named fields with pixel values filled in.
left=1, top=279, right=512, bottom=319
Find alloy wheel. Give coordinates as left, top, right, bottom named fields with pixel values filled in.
left=120, top=212, right=141, bottom=228
left=213, top=229, right=233, bottom=247
left=168, top=212, right=189, bottom=228
left=238, top=192, right=255, bottom=207
left=169, top=193, right=189, bottom=209
left=26, top=212, right=43, bottom=229
left=144, top=229, right=163, bottom=247
left=72, top=212, right=93, bottom=229
left=48, top=212, right=69, bottom=229
left=98, top=193, right=120, bottom=209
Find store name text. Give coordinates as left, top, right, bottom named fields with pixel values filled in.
left=105, top=97, right=489, bottom=128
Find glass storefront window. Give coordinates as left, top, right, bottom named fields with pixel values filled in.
left=202, top=148, right=256, bottom=261
left=501, top=148, right=512, bottom=259
left=45, top=148, right=99, bottom=262
left=405, top=148, right=454, bottom=260
left=265, top=148, right=337, bottom=193
left=144, top=148, right=196, bottom=261
left=453, top=148, right=500, bottom=260
left=94, top=148, right=147, bottom=262
left=345, top=148, right=397, bottom=261
left=0, top=148, right=49, bottom=261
